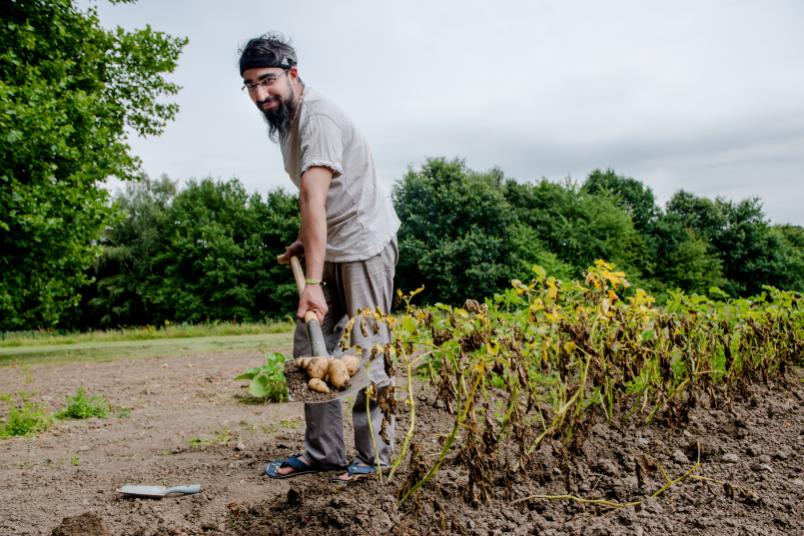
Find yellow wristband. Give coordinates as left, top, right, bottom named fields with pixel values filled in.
left=304, top=278, right=324, bottom=286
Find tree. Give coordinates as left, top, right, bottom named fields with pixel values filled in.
left=648, top=214, right=725, bottom=296
left=504, top=178, right=643, bottom=279
left=72, top=175, right=177, bottom=328
left=77, top=177, right=300, bottom=329
left=582, top=168, right=659, bottom=232
left=664, top=192, right=796, bottom=296
left=393, top=158, right=536, bottom=304
left=770, top=225, right=804, bottom=292
left=0, top=0, right=186, bottom=330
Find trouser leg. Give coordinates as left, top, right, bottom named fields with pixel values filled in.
left=294, top=278, right=350, bottom=469
left=336, top=240, right=398, bottom=466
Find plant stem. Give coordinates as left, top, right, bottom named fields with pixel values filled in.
left=388, top=353, right=416, bottom=481
left=400, top=369, right=482, bottom=503
left=365, top=383, right=383, bottom=483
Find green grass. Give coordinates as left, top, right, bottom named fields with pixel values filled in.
left=0, top=331, right=294, bottom=367
left=260, top=417, right=302, bottom=435
left=0, top=320, right=294, bottom=348
left=189, top=427, right=234, bottom=448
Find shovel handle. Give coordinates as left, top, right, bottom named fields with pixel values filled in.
left=164, top=484, right=202, bottom=496
left=288, top=255, right=329, bottom=357
left=289, top=256, right=307, bottom=298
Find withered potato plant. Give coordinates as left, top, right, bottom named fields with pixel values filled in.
left=345, top=261, right=802, bottom=505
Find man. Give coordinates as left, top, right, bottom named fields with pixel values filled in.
left=238, top=33, right=400, bottom=481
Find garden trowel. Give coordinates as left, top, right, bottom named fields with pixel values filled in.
left=278, top=255, right=372, bottom=403
left=117, top=484, right=201, bottom=498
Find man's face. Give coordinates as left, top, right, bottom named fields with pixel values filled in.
left=243, top=66, right=296, bottom=140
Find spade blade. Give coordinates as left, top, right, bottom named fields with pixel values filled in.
left=118, top=484, right=201, bottom=498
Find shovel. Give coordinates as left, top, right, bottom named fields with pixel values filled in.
left=279, top=255, right=371, bottom=403
left=117, top=484, right=201, bottom=498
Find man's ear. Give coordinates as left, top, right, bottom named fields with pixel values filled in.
left=288, top=65, right=299, bottom=81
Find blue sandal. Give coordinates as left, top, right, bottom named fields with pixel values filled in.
left=264, top=454, right=326, bottom=479
left=332, top=461, right=381, bottom=482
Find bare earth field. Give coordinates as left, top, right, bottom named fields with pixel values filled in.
left=0, top=346, right=801, bottom=536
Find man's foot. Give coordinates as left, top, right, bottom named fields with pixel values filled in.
left=333, top=461, right=379, bottom=482
left=264, top=454, right=324, bottom=479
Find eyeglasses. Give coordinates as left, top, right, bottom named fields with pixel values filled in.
left=241, top=70, right=287, bottom=92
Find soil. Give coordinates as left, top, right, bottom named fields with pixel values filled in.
left=284, top=356, right=368, bottom=404
left=0, top=348, right=801, bottom=536
left=284, top=360, right=342, bottom=403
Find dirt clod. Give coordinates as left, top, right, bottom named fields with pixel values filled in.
left=287, top=485, right=304, bottom=506
left=51, top=512, right=110, bottom=536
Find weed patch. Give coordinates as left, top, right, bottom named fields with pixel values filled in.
left=0, top=394, right=51, bottom=438
left=55, top=388, right=110, bottom=420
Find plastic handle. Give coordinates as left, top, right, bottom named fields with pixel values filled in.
left=164, top=484, right=201, bottom=495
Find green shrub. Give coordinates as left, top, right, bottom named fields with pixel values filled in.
left=0, top=396, right=51, bottom=438
left=56, top=388, right=110, bottom=420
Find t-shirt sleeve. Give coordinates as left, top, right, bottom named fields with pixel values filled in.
left=300, top=113, right=344, bottom=178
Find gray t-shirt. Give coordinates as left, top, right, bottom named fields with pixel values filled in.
left=280, top=87, right=400, bottom=263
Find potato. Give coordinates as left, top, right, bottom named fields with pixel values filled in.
left=294, top=357, right=312, bottom=369
left=327, top=359, right=350, bottom=389
left=341, top=355, right=360, bottom=377
left=305, top=357, right=330, bottom=380
left=308, top=378, right=330, bottom=394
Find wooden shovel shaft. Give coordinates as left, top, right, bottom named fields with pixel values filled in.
left=289, top=256, right=329, bottom=358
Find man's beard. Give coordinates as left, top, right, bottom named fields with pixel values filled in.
left=259, top=91, right=295, bottom=142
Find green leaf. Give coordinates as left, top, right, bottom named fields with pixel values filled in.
left=234, top=367, right=261, bottom=381
left=247, top=373, right=272, bottom=398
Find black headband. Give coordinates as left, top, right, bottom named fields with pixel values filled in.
left=239, top=54, right=295, bottom=75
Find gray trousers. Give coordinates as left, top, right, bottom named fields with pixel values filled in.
left=293, top=239, right=397, bottom=468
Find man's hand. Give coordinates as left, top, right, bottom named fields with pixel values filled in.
left=278, top=240, right=304, bottom=264
left=298, top=284, right=327, bottom=323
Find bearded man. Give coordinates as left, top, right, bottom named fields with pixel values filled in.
left=238, top=33, right=399, bottom=482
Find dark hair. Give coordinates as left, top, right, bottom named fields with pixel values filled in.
left=239, top=32, right=298, bottom=75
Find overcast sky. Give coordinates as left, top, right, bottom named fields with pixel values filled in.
left=83, top=0, right=803, bottom=225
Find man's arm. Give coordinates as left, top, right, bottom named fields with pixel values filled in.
left=297, top=165, right=332, bottom=323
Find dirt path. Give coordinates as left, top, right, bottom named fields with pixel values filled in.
left=1, top=349, right=802, bottom=535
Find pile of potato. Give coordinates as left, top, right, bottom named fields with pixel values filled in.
left=294, top=355, right=360, bottom=393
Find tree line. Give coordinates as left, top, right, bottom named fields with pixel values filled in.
left=34, top=163, right=804, bottom=331
left=395, top=159, right=803, bottom=305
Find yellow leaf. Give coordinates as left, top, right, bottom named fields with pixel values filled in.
left=547, top=278, right=558, bottom=300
